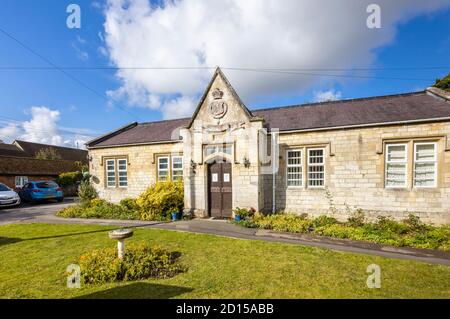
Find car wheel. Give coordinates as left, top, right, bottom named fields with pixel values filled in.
left=57, top=197, right=64, bottom=202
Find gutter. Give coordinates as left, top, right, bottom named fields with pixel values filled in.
left=87, top=139, right=181, bottom=150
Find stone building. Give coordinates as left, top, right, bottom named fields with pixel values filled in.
left=87, top=68, right=450, bottom=225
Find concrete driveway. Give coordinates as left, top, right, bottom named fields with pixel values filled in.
left=0, top=198, right=77, bottom=225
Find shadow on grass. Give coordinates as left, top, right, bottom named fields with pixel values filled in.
left=0, top=222, right=170, bottom=246
left=0, top=237, right=22, bottom=247
left=74, top=282, right=194, bottom=299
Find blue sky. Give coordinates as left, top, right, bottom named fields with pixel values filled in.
left=0, top=0, right=449, bottom=148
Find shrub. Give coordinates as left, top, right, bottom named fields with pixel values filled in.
left=57, top=200, right=140, bottom=220
left=312, top=215, right=339, bottom=228
left=120, top=197, right=138, bottom=211
left=56, top=171, right=83, bottom=187
left=315, top=224, right=366, bottom=240
left=373, top=216, right=409, bottom=235
left=254, top=213, right=313, bottom=233
left=137, top=181, right=184, bottom=221
left=78, top=180, right=98, bottom=203
left=402, top=214, right=428, bottom=233
left=79, top=242, right=185, bottom=284
left=233, top=207, right=254, bottom=219
left=346, top=209, right=366, bottom=227
left=235, top=210, right=449, bottom=251
left=89, top=198, right=108, bottom=207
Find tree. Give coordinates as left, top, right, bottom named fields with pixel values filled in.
left=35, top=147, right=62, bottom=160
left=433, top=74, right=450, bottom=92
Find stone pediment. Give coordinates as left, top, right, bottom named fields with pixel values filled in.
left=187, top=68, right=261, bottom=130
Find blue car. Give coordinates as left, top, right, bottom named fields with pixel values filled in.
left=19, top=181, right=64, bottom=203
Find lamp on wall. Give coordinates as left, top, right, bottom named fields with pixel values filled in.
left=190, top=160, right=197, bottom=175
left=243, top=157, right=250, bottom=168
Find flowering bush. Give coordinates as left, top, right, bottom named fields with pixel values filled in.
left=137, top=181, right=184, bottom=221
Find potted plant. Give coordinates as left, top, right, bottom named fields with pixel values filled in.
left=171, top=211, right=181, bottom=221
left=233, top=207, right=249, bottom=222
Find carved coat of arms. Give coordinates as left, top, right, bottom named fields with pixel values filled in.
left=209, top=88, right=228, bottom=119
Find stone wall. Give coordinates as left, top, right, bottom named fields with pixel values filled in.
left=88, top=142, right=183, bottom=203
left=265, top=121, right=450, bottom=225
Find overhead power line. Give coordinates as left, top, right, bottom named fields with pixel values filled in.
left=0, top=65, right=443, bottom=81
left=0, top=26, right=141, bottom=121
left=0, top=116, right=99, bottom=138
left=0, top=66, right=449, bottom=71
left=222, top=68, right=435, bottom=81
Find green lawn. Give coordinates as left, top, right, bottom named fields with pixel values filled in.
left=0, top=223, right=449, bottom=298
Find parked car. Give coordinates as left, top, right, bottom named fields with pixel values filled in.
left=0, top=183, right=21, bottom=207
left=18, top=181, right=64, bottom=203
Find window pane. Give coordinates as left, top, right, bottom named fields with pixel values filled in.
left=307, top=149, right=325, bottom=187
left=414, top=143, right=436, bottom=187
left=386, top=163, right=406, bottom=187
left=385, top=144, right=407, bottom=187
left=286, top=150, right=302, bottom=186
left=415, top=144, right=435, bottom=161
left=106, top=159, right=116, bottom=187
left=172, top=156, right=183, bottom=169
left=387, top=145, right=406, bottom=161
left=308, top=149, right=324, bottom=164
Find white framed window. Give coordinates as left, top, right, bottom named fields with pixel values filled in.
left=117, top=159, right=128, bottom=188
left=106, top=159, right=116, bottom=188
left=385, top=144, right=407, bottom=188
left=15, top=176, right=28, bottom=188
left=158, top=156, right=169, bottom=181
left=286, top=150, right=303, bottom=187
left=172, top=156, right=183, bottom=181
left=307, top=148, right=325, bottom=188
left=414, top=142, right=437, bottom=188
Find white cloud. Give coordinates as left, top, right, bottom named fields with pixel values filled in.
left=72, top=42, right=89, bottom=61
left=313, top=90, right=342, bottom=102
left=0, top=123, right=22, bottom=142
left=163, top=95, right=197, bottom=119
left=102, top=0, right=450, bottom=119
left=21, top=106, right=63, bottom=145
left=0, top=106, right=94, bottom=149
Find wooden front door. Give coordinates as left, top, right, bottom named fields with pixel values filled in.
left=208, top=161, right=232, bottom=218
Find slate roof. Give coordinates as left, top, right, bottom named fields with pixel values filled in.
left=87, top=90, right=450, bottom=148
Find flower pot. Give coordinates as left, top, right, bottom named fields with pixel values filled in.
left=234, top=215, right=241, bottom=222
left=171, top=212, right=180, bottom=221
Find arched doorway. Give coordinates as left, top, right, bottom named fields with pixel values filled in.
left=207, top=158, right=232, bottom=218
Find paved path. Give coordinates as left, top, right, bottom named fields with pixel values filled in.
left=1, top=201, right=449, bottom=266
